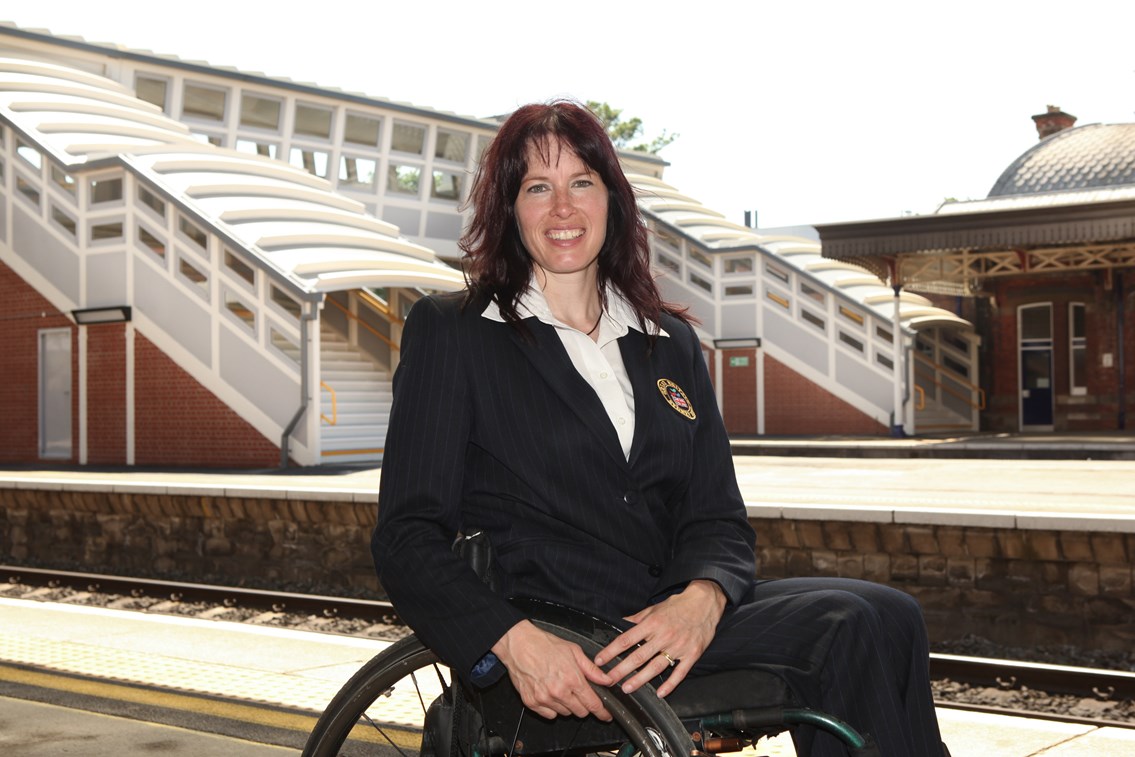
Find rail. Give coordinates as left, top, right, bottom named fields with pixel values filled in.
left=914, top=352, right=986, bottom=411
left=319, top=380, right=337, bottom=425
left=325, top=295, right=398, bottom=352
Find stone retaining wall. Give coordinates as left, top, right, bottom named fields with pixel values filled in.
left=2, top=486, right=1132, bottom=652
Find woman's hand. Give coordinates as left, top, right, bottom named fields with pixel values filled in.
left=593, top=580, right=726, bottom=697
left=492, top=620, right=615, bottom=721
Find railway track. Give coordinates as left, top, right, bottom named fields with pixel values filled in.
left=3, top=564, right=1133, bottom=728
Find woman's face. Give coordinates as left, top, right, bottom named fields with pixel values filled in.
left=514, top=140, right=608, bottom=280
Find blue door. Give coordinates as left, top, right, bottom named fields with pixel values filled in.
left=1019, top=304, right=1054, bottom=429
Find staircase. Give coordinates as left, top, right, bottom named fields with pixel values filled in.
left=319, top=324, right=391, bottom=465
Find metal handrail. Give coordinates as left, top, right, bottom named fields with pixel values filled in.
left=325, top=296, right=399, bottom=351
left=320, top=381, right=337, bottom=426
left=913, top=353, right=986, bottom=411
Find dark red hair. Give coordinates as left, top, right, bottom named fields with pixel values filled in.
left=460, top=99, right=686, bottom=334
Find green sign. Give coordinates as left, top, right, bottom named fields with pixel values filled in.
left=729, top=356, right=750, bottom=367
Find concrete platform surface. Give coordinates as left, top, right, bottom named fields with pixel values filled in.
left=1, top=597, right=1132, bottom=756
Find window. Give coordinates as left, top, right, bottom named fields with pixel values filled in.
left=345, top=113, right=381, bottom=146
left=475, top=134, right=494, bottom=161
left=765, top=288, right=789, bottom=310
left=689, top=272, right=712, bottom=293
left=182, top=83, right=227, bottom=121
left=224, top=249, right=255, bottom=287
left=339, top=155, right=377, bottom=188
left=294, top=102, right=332, bottom=138
left=876, top=352, right=894, bottom=370
left=391, top=121, right=426, bottom=154
left=138, top=185, right=165, bottom=217
left=16, top=176, right=40, bottom=207
left=190, top=132, right=224, bottom=147
left=724, top=285, right=753, bottom=297
left=655, top=253, right=680, bottom=274
left=1070, top=303, right=1087, bottom=396
left=135, top=76, right=169, bottom=111
left=688, top=247, right=712, bottom=268
left=289, top=147, right=329, bottom=177
left=90, top=177, right=123, bottom=204
left=435, top=129, right=469, bottom=162
left=653, top=228, right=681, bottom=253
left=138, top=225, right=166, bottom=259
left=179, top=215, right=208, bottom=251
left=387, top=164, right=421, bottom=196
left=51, top=166, right=76, bottom=197
left=801, top=309, right=825, bottom=331
left=875, top=325, right=893, bottom=344
left=16, top=141, right=42, bottom=169
left=51, top=205, right=77, bottom=237
left=839, top=331, right=865, bottom=352
left=271, top=285, right=302, bottom=319
left=800, top=281, right=825, bottom=305
left=270, top=327, right=300, bottom=365
left=431, top=169, right=463, bottom=200
left=240, top=93, right=281, bottom=130
left=90, top=221, right=123, bottom=242
left=224, top=290, right=256, bottom=332
left=236, top=139, right=278, bottom=159
left=839, top=305, right=865, bottom=327
left=724, top=257, right=753, bottom=274
left=765, top=261, right=790, bottom=285
left=178, top=256, right=209, bottom=297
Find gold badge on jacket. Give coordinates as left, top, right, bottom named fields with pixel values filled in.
left=657, top=379, right=696, bottom=420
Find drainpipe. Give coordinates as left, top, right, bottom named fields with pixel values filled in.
left=891, top=284, right=906, bottom=437
left=1118, top=274, right=1127, bottom=430
left=280, top=300, right=319, bottom=468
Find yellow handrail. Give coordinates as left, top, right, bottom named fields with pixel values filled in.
left=326, top=296, right=399, bottom=352
left=320, top=381, right=337, bottom=426
left=914, top=384, right=926, bottom=410
left=913, top=353, right=987, bottom=411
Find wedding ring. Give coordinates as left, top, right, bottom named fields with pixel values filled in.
left=661, top=651, right=677, bottom=668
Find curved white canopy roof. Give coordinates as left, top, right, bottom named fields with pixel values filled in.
left=0, top=56, right=463, bottom=295
left=630, top=173, right=972, bottom=332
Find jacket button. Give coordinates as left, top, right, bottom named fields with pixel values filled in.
left=623, top=491, right=640, bottom=505
left=648, top=565, right=662, bottom=577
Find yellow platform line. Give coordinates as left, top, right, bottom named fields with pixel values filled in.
left=0, top=662, right=318, bottom=734
left=0, top=661, right=420, bottom=748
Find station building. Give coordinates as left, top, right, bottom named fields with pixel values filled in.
left=0, top=23, right=978, bottom=469
left=819, top=107, right=1135, bottom=434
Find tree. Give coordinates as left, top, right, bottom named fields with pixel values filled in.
left=586, top=101, right=677, bottom=155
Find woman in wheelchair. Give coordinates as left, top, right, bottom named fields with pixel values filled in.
left=366, top=99, right=949, bottom=757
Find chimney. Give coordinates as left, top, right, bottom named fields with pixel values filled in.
left=1032, top=105, right=1077, bottom=140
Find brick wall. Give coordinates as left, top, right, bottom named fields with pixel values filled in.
left=982, top=271, right=1135, bottom=432
left=132, top=333, right=279, bottom=468
left=1, top=259, right=279, bottom=468
left=87, top=324, right=127, bottom=465
left=762, top=354, right=886, bottom=435
left=754, top=515, right=1134, bottom=652
left=3, top=485, right=1129, bottom=653
left=0, top=260, right=76, bottom=464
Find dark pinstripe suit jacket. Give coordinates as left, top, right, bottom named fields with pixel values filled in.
left=372, top=292, right=757, bottom=678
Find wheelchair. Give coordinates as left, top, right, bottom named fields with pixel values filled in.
left=302, top=595, right=879, bottom=757
left=304, top=534, right=879, bottom=757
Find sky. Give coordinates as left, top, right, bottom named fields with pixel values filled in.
left=4, top=1, right=1134, bottom=229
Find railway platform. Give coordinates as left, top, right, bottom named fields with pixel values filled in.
left=2, top=433, right=1134, bottom=755
left=3, top=596, right=1135, bottom=756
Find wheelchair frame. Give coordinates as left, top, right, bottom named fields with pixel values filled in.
left=302, top=596, right=879, bottom=757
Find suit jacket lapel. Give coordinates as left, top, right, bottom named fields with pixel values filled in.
left=506, top=319, right=627, bottom=466
left=619, top=330, right=657, bottom=466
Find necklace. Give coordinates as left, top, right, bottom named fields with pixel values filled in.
left=585, top=312, right=602, bottom=336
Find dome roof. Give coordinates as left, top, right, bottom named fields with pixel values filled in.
left=988, top=123, right=1135, bottom=197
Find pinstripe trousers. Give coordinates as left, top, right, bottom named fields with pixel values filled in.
left=690, top=577, right=944, bottom=756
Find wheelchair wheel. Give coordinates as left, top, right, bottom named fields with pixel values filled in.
left=303, top=629, right=694, bottom=757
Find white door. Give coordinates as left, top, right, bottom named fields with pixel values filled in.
left=39, top=328, right=72, bottom=458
